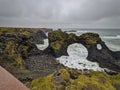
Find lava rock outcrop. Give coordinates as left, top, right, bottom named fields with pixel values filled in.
left=47, top=30, right=120, bottom=72
left=0, top=27, right=63, bottom=82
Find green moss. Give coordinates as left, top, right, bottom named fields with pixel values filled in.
left=30, top=69, right=120, bottom=90
left=19, top=29, right=31, bottom=38
left=55, top=69, right=70, bottom=80
left=50, top=41, right=63, bottom=50
left=0, top=27, right=31, bottom=38
left=31, top=75, right=55, bottom=90
left=5, top=41, right=16, bottom=56
left=79, top=33, right=99, bottom=47
left=0, top=27, right=33, bottom=73
left=70, top=72, right=115, bottom=90
left=0, top=27, right=16, bottom=33
left=68, top=33, right=78, bottom=42
left=48, top=30, right=79, bottom=55
left=110, top=74, right=120, bottom=89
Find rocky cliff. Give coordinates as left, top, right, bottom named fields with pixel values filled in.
left=0, top=27, right=63, bottom=83
left=47, top=30, right=120, bottom=73
left=1, top=28, right=120, bottom=90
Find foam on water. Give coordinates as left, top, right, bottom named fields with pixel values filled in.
left=102, top=35, right=120, bottom=39
left=57, top=43, right=104, bottom=71
left=66, top=31, right=87, bottom=36
left=36, top=39, right=49, bottom=50
left=36, top=29, right=120, bottom=71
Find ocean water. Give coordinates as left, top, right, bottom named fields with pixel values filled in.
left=36, top=28, right=120, bottom=71
left=36, top=39, right=49, bottom=50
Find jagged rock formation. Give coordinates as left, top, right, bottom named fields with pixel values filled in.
left=79, top=33, right=120, bottom=72
left=0, top=27, right=63, bottom=83
left=31, top=30, right=47, bottom=44
left=46, top=30, right=79, bottom=57
left=30, top=68, right=120, bottom=90
left=1, top=28, right=120, bottom=89
left=47, top=30, right=120, bottom=72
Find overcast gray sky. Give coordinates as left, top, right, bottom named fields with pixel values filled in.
left=0, top=0, right=120, bottom=28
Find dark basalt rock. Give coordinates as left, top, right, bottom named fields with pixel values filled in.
left=46, top=30, right=79, bottom=57
left=0, top=28, right=63, bottom=83
left=24, top=54, right=64, bottom=77
left=48, top=30, right=120, bottom=73
left=79, top=33, right=120, bottom=72
left=31, top=30, right=47, bottom=44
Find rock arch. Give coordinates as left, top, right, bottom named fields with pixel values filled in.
left=46, top=30, right=120, bottom=72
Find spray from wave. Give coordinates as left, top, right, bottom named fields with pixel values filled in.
left=57, top=43, right=104, bottom=71
left=36, top=29, right=120, bottom=71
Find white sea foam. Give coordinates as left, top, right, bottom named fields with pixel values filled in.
left=36, top=30, right=119, bottom=71
left=66, top=31, right=88, bottom=36
left=103, top=40, right=120, bottom=51
left=36, top=39, right=49, bottom=50
left=57, top=43, right=104, bottom=71
left=102, top=35, right=120, bottom=39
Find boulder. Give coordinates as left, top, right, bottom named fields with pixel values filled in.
left=31, top=30, right=47, bottom=44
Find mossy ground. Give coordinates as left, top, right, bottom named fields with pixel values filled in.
left=30, top=69, right=120, bottom=90
left=0, top=27, right=31, bottom=36
left=0, top=27, right=33, bottom=79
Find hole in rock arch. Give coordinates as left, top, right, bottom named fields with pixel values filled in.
left=67, top=43, right=88, bottom=58
left=36, top=39, right=49, bottom=50
left=57, top=43, right=104, bottom=71
left=97, top=44, right=102, bottom=50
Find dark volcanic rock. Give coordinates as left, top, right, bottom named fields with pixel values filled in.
left=47, top=30, right=120, bottom=73
left=0, top=28, right=63, bottom=83
left=24, top=54, right=64, bottom=77
left=79, top=33, right=120, bottom=72
left=31, top=30, right=47, bottom=44
left=46, top=30, right=79, bottom=57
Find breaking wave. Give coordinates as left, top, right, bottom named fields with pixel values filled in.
left=57, top=43, right=104, bottom=71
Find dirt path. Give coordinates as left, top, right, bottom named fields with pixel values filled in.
left=0, top=66, right=29, bottom=90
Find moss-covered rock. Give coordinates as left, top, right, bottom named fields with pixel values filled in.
left=79, top=33, right=100, bottom=48
left=0, top=27, right=64, bottom=85
left=0, top=27, right=46, bottom=82
left=48, top=30, right=79, bottom=57
left=47, top=31, right=100, bottom=57
left=47, top=30, right=120, bottom=73
left=30, top=68, right=120, bottom=90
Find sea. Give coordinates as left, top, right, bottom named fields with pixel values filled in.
left=36, top=28, right=120, bottom=71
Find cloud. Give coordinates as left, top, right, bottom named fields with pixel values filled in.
left=0, top=0, right=119, bottom=28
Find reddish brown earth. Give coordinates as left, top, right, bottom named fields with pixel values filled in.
left=0, top=66, right=29, bottom=90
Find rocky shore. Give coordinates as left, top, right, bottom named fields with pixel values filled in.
left=0, top=27, right=63, bottom=83
left=0, top=27, right=120, bottom=90
left=47, top=30, right=120, bottom=73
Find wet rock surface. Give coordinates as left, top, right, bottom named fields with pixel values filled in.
left=48, top=30, right=120, bottom=73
